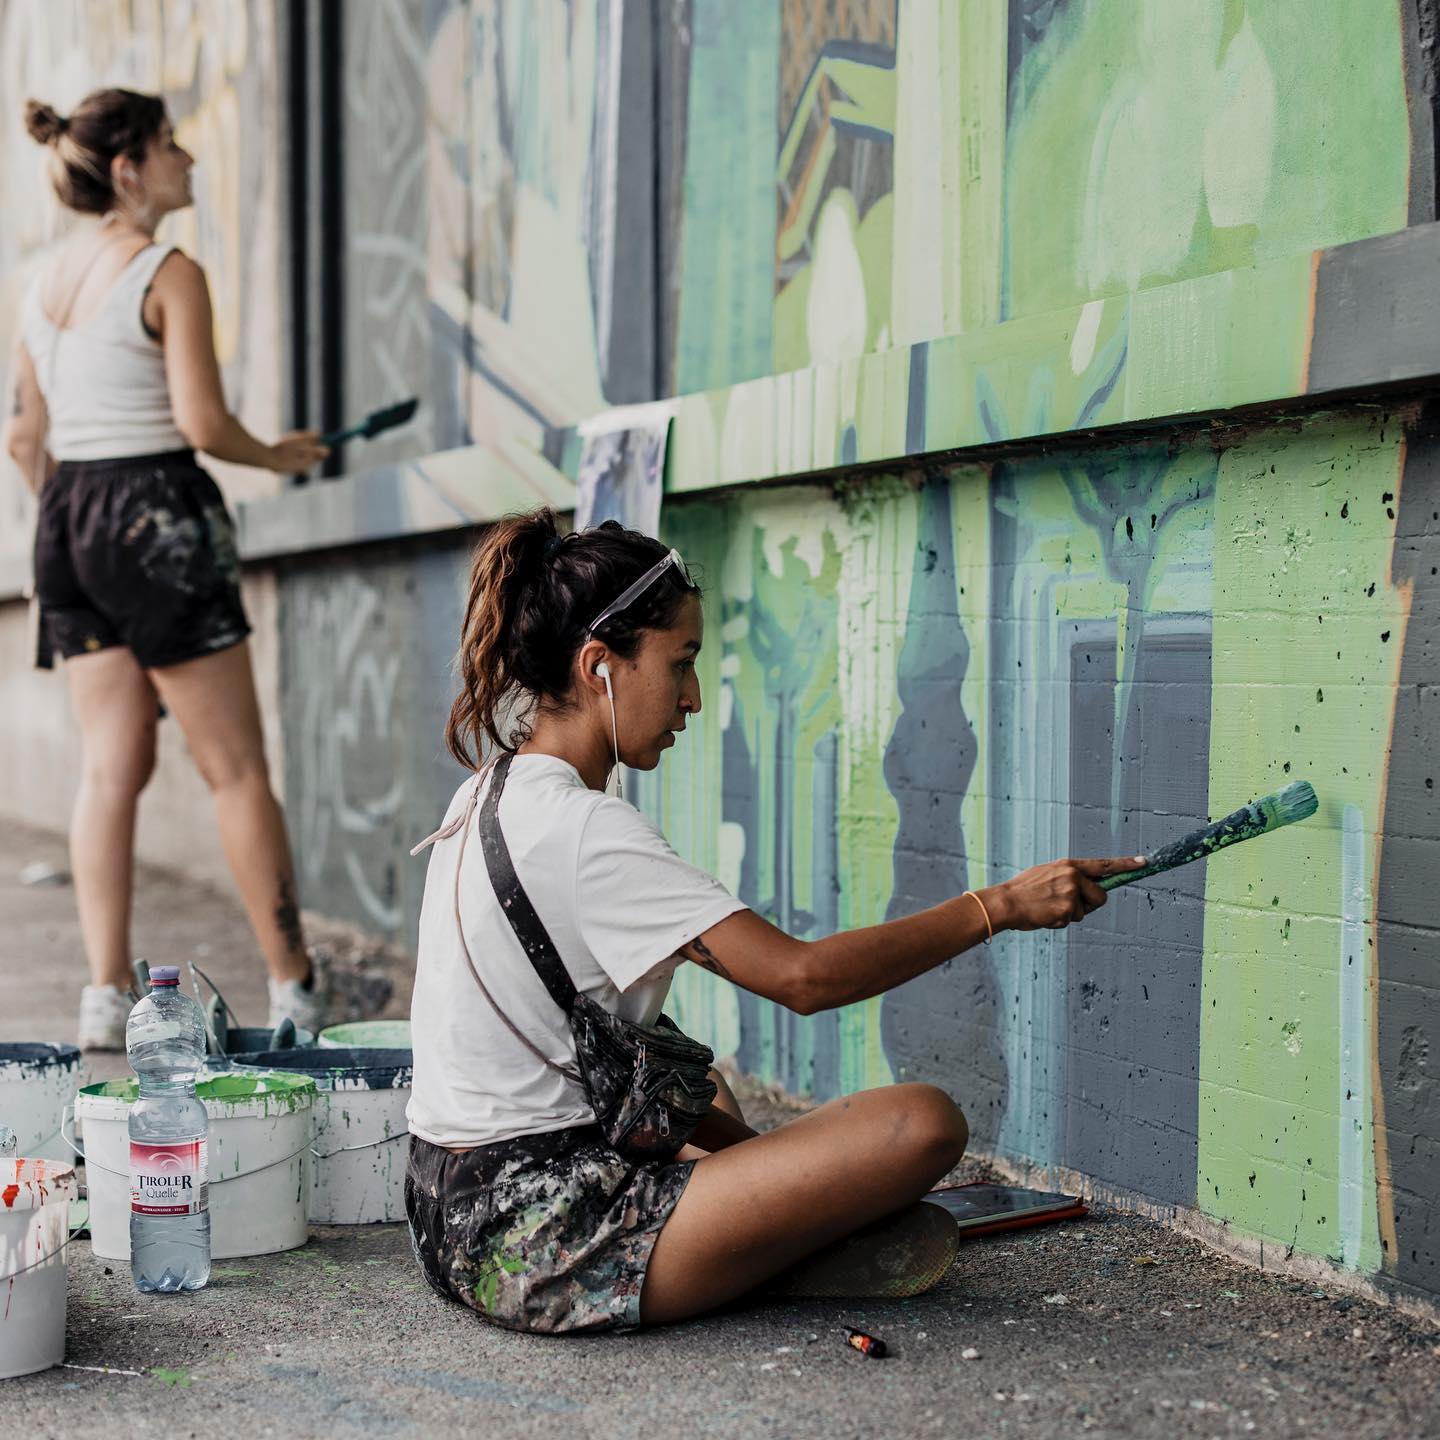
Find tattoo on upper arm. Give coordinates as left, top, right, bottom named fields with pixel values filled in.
left=683, top=935, right=732, bottom=981
left=10, top=383, right=22, bottom=418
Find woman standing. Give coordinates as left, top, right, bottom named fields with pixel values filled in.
left=405, top=509, right=1142, bottom=1331
left=4, top=89, right=328, bottom=1049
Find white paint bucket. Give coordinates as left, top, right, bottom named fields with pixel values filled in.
left=318, top=1021, right=411, bottom=1050
left=238, top=1049, right=412, bottom=1224
left=0, top=1044, right=84, bottom=1162
left=0, top=1157, right=78, bottom=1379
left=75, top=1073, right=315, bottom=1261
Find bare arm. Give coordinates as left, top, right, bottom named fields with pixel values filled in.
left=3, top=338, right=53, bottom=494
left=152, top=253, right=328, bottom=475
left=679, top=854, right=1145, bottom=1016
left=687, top=1107, right=758, bottom=1152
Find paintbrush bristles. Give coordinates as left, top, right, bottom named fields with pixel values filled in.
left=1266, top=780, right=1318, bottom=826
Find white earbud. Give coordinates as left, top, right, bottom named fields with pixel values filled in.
left=595, top=662, right=620, bottom=797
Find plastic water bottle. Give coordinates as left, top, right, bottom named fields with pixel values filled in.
left=126, top=965, right=210, bottom=1293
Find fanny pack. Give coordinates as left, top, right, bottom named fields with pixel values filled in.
left=427, top=751, right=716, bottom=1161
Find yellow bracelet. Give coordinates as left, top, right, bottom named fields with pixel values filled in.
left=962, top=890, right=993, bottom=945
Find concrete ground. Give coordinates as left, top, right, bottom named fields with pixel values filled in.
left=2, top=817, right=1438, bottom=1437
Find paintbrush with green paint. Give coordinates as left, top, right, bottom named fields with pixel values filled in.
left=1097, top=781, right=1319, bottom=892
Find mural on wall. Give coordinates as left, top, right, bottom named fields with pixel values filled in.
left=280, top=543, right=468, bottom=944
left=290, top=0, right=1438, bottom=1310
left=631, top=395, right=1431, bottom=1305
left=343, top=0, right=438, bottom=466
left=773, top=0, right=897, bottom=374
left=1000, top=0, right=1411, bottom=317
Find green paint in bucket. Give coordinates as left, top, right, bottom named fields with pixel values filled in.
left=81, top=1072, right=316, bottom=1115
left=318, top=1021, right=411, bottom=1050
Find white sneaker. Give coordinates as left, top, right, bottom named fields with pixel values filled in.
left=267, top=948, right=330, bottom=1035
left=78, top=984, right=131, bottom=1051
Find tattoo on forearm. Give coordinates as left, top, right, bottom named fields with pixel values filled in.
left=684, top=935, right=732, bottom=981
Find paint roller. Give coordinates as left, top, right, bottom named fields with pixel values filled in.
left=1097, top=780, right=1318, bottom=892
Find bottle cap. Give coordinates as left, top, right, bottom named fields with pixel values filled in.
left=148, top=966, right=181, bottom=986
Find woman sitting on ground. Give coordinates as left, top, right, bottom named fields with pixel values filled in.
left=405, top=508, right=1137, bottom=1332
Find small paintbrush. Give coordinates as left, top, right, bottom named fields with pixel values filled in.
left=319, top=396, right=419, bottom=448
left=1098, top=780, right=1318, bottom=891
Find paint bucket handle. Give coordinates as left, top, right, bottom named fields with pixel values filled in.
left=58, top=1103, right=84, bottom=1161
left=2, top=1231, right=78, bottom=1283
left=310, top=1131, right=407, bottom=1161
left=188, top=960, right=235, bottom=1056
left=79, top=1139, right=310, bottom=1186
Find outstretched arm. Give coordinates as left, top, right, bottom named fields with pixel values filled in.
left=679, top=854, right=1144, bottom=1016
left=153, top=252, right=329, bottom=476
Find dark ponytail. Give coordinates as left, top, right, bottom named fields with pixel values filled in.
left=25, top=88, right=167, bottom=215
left=445, top=508, right=698, bottom=769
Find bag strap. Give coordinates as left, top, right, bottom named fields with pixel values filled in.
left=417, top=757, right=582, bottom=1085
left=477, top=752, right=580, bottom=1015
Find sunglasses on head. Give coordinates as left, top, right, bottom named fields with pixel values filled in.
left=587, top=548, right=694, bottom=635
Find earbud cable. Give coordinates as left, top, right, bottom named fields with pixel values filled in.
left=605, top=680, right=622, bottom=799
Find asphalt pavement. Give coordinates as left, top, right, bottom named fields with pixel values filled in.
left=2, top=817, right=1436, bottom=1438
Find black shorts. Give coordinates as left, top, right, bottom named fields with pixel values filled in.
left=33, top=449, right=251, bottom=670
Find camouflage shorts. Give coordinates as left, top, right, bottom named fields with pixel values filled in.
left=405, top=1127, right=694, bottom=1334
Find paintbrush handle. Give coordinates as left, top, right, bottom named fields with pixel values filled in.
left=1098, top=796, right=1295, bottom=891
left=317, top=422, right=363, bottom=448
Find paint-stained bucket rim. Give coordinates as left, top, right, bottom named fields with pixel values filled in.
left=222, top=1026, right=317, bottom=1052
left=234, top=1047, right=413, bottom=1089
left=317, top=1021, right=411, bottom=1049
left=0, top=1157, right=77, bottom=1212
left=0, top=1043, right=82, bottom=1074
left=77, top=1072, right=316, bottom=1118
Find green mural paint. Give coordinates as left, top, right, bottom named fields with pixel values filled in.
left=1002, top=0, right=1410, bottom=319
left=1202, top=413, right=1404, bottom=1273
left=673, top=0, right=779, bottom=394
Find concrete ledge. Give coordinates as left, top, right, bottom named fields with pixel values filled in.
left=3, top=219, right=1428, bottom=589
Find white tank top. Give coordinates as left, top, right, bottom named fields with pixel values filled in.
left=21, top=244, right=189, bottom=462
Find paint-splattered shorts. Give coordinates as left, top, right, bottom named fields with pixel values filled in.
left=33, top=449, right=251, bottom=670
left=405, top=1126, right=695, bottom=1334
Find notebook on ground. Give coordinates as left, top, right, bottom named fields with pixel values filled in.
left=924, top=1182, right=1087, bottom=1238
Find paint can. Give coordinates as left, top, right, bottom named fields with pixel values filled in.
left=0, top=1044, right=83, bottom=1162
left=317, top=1020, right=411, bottom=1050
left=74, top=1073, right=315, bottom=1261
left=236, top=1049, right=412, bottom=1224
left=221, top=1025, right=316, bottom=1054
left=0, top=1157, right=78, bottom=1379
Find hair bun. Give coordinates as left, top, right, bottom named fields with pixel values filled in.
left=24, top=100, right=67, bottom=146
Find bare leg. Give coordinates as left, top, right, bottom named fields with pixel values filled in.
left=641, top=1083, right=967, bottom=1325
left=149, top=642, right=308, bottom=984
left=65, top=649, right=159, bottom=989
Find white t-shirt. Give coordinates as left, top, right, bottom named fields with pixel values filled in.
left=406, top=754, right=747, bottom=1148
